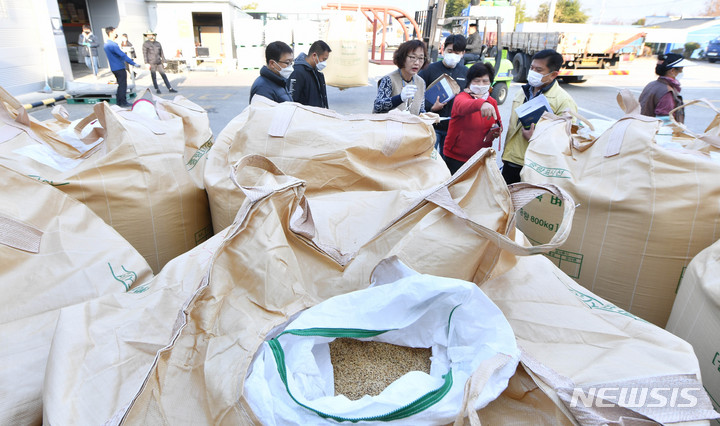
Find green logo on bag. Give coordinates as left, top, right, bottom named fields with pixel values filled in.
left=675, top=266, right=687, bottom=294
left=28, top=174, right=69, bottom=186
left=561, top=276, right=647, bottom=322
left=545, top=248, right=583, bottom=278
left=129, top=282, right=150, bottom=294
left=108, top=262, right=138, bottom=291
left=186, top=138, right=214, bottom=171
left=195, top=224, right=212, bottom=244
left=524, top=160, right=570, bottom=179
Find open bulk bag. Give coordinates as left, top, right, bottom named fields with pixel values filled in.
left=43, top=229, right=229, bottom=425
left=45, top=151, right=573, bottom=425
left=245, top=257, right=519, bottom=425
left=0, top=90, right=213, bottom=272
left=147, top=90, right=214, bottom=187
left=204, top=96, right=449, bottom=233
left=518, top=90, right=720, bottom=326
left=666, top=239, right=720, bottom=419
left=0, top=164, right=153, bottom=426
left=477, top=363, right=577, bottom=425
left=479, top=252, right=720, bottom=425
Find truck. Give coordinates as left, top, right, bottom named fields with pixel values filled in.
left=500, top=23, right=646, bottom=83
left=706, top=36, right=720, bottom=63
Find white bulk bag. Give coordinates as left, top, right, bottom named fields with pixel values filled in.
left=245, top=257, right=519, bottom=425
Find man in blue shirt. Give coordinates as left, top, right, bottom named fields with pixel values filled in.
left=103, top=26, right=140, bottom=108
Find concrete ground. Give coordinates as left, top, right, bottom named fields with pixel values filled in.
left=20, top=61, right=400, bottom=138
left=18, top=56, right=720, bottom=144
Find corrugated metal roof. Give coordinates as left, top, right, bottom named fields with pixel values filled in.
left=644, top=18, right=719, bottom=30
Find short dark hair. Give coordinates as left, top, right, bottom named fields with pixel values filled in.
left=265, top=41, right=293, bottom=64
left=467, top=62, right=495, bottom=84
left=105, top=26, right=115, bottom=37
left=308, top=40, right=331, bottom=56
left=444, top=34, right=466, bottom=52
left=393, top=39, right=428, bottom=68
left=532, top=49, right=564, bottom=72
left=82, top=24, right=91, bottom=31
left=469, top=23, right=478, bottom=28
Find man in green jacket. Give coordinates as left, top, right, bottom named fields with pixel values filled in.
left=502, top=49, right=577, bottom=185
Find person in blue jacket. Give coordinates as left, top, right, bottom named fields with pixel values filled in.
left=103, top=26, right=140, bottom=108
left=250, top=41, right=294, bottom=104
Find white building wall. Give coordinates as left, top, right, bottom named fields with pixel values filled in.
left=116, top=0, right=151, bottom=56
left=0, top=0, right=64, bottom=95
left=0, top=0, right=148, bottom=95
left=148, top=1, right=236, bottom=65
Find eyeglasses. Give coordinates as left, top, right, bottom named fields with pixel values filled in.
left=276, top=60, right=293, bottom=66
left=407, top=55, right=425, bottom=63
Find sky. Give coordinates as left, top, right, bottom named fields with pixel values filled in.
left=521, top=0, right=709, bottom=24
left=256, top=0, right=710, bottom=25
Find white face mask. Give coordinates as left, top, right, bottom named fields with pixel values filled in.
left=277, top=63, right=294, bottom=79
left=527, top=69, right=549, bottom=87
left=674, top=71, right=683, bottom=80
left=442, top=53, right=462, bottom=68
left=469, top=84, right=490, bottom=96
left=316, top=60, right=327, bottom=71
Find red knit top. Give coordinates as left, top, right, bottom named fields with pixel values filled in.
left=444, top=92, right=502, bottom=162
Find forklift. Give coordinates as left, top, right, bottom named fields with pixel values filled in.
left=418, top=0, right=513, bottom=105
left=441, top=16, right=514, bottom=105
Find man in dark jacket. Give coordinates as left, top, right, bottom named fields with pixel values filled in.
left=142, top=31, right=177, bottom=94
left=289, top=40, right=331, bottom=108
left=78, top=25, right=99, bottom=77
left=418, top=35, right=468, bottom=158
left=103, top=26, right=140, bottom=108
left=464, top=24, right=484, bottom=62
left=250, top=41, right=294, bottom=104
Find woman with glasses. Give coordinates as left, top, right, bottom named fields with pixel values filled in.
left=373, top=39, right=428, bottom=115
left=250, top=41, right=294, bottom=103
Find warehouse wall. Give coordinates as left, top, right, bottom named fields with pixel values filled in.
left=148, top=1, right=235, bottom=66
left=0, top=0, right=67, bottom=95
left=0, top=0, right=148, bottom=95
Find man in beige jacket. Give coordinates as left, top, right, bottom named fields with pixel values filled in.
left=502, top=49, right=577, bottom=185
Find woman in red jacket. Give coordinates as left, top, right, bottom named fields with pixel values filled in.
left=444, top=62, right=502, bottom=174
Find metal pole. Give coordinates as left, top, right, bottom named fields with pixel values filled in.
left=427, top=0, right=446, bottom=62
left=496, top=17, right=502, bottom=68
left=546, top=0, right=557, bottom=31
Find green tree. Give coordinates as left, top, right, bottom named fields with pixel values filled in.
left=632, top=18, right=646, bottom=26
left=536, top=0, right=589, bottom=23
left=240, top=2, right=258, bottom=10
left=445, top=0, right=471, bottom=18
left=704, top=0, right=720, bottom=16
left=513, top=0, right=529, bottom=28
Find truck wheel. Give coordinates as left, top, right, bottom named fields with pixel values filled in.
left=512, top=54, right=528, bottom=82
left=710, top=59, right=717, bottom=63
left=491, top=82, right=508, bottom=105
left=560, top=76, right=587, bottom=84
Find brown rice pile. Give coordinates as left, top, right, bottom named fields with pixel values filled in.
left=328, top=338, right=432, bottom=400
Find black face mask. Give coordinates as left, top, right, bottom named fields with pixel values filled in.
left=84, top=31, right=90, bottom=34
